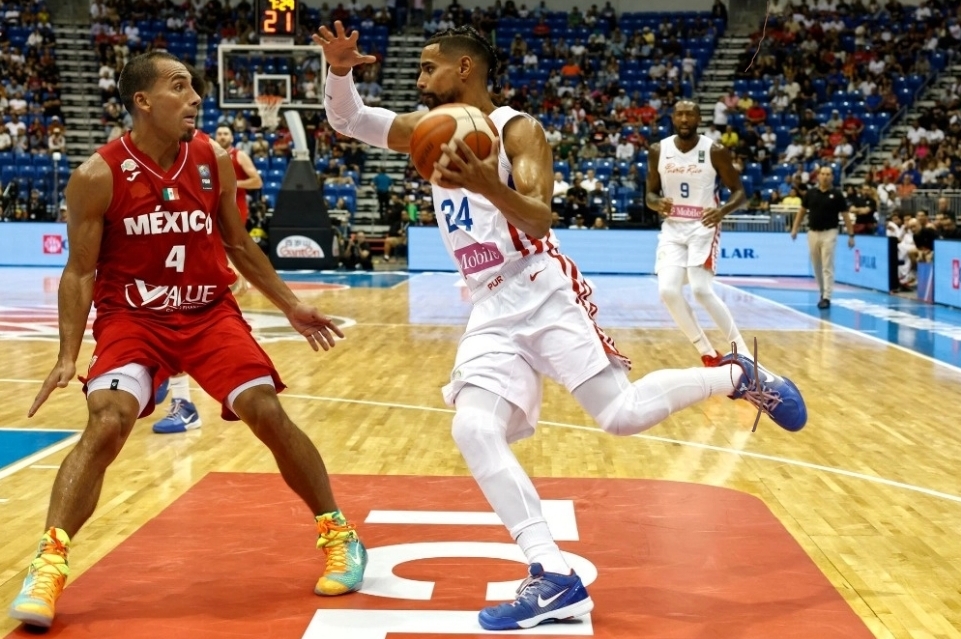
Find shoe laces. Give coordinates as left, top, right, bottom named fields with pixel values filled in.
left=728, top=338, right=782, bottom=433
left=317, top=518, right=357, bottom=573
left=26, top=536, right=69, bottom=602
left=164, top=399, right=184, bottom=418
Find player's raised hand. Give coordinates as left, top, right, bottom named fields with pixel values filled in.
left=286, top=302, right=345, bottom=352
left=29, top=359, right=76, bottom=417
left=313, top=21, right=377, bottom=72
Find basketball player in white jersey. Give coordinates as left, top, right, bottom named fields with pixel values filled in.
left=317, top=22, right=807, bottom=631
left=647, top=100, right=751, bottom=366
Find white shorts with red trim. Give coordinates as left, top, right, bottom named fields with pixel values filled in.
left=654, top=222, right=722, bottom=274
left=442, top=251, right=631, bottom=442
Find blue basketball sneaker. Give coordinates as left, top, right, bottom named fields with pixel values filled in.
left=478, top=563, right=594, bottom=631
left=154, top=378, right=169, bottom=405
left=720, top=342, right=807, bottom=432
left=152, top=399, right=202, bottom=434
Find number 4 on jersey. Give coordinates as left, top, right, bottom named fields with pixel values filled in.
left=165, top=245, right=185, bottom=272
left=442, top=198, right=473, bottom=232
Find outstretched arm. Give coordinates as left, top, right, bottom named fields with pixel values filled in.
left=315, top=21, right=427, bottom=152
left=30, top=155, right=112, bottom=416
left=214, top=145, right=343, bottom=351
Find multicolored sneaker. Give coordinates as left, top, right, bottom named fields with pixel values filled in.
left=152, top=399, right=202, bottom=434
left=701, top=351, right=724, bottom=367
left=478, top=563, right=594, bottom=631
left=720, top=340, right=807, bottom=432
left=8, top=528, right=71, bottom=629
left=314, top=512, right=367, bottom=596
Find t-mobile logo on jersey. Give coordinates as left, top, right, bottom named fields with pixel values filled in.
left=454, top=242, right=504, bottom=276
left=952, top=259, right=960, bottom=290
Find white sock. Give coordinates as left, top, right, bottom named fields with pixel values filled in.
left=515, top=522, right=570, bottom=575
left=169, top=374, right=192, bottom=403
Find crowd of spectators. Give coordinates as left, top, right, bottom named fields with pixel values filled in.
left=0, top=0, right=65, bottom=221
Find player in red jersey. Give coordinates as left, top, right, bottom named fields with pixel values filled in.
left=215, top=123, right=262, bottom=227
left=8, top=51, right=367, bottom=631
left=216, top=123, right=262, bottom=295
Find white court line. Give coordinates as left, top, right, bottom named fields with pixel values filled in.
left=0, top=432, right=80, bottom=481
left=712, top=280, right=961, bottom=375
left=1, top=380, right=959, bottom=506
left=30, top=464, right=60, bottom=470
left=0, top=498, right=9, bottom=503
left=278, top=391, right=961, bottom=506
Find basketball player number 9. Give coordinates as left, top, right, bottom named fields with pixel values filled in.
left=441, top=198, right=473, bottom=232
left=680, top=182, right=689, bottom=199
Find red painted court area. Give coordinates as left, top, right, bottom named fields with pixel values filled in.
left=5, top=474, right=873, bottom=639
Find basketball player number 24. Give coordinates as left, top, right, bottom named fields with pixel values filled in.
left=441, top=198, right=473, bottom=232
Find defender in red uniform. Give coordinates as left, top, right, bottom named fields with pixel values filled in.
left=215, top=123, right=262, bottom=226
left=8, top=52, right=367, bottom=631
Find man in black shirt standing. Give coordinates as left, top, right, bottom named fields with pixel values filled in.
left=790, top=166, right=855, bottom=309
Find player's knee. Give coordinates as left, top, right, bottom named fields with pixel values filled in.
left=236, top=389, right=288, bottom=438
left=84, top=403, right=137, bottom=461
left=689, top=281, right=715, bottom=305
left=595, top=386, right=663, bottom=437
left=451, top=408, right=508, bottom=474
left=658, top=282, right=683, bottom=305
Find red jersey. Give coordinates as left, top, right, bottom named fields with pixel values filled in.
left=227, top=146, right=249, bottom=223
left=92, top=132, right=234, bottom=322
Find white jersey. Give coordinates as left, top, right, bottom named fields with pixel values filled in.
left=657, top=134, right=719, bottom=243
left=432, top=106, right=559, bottom=300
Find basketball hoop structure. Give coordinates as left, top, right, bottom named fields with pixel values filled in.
left=256, top=95, right=284, bottom=131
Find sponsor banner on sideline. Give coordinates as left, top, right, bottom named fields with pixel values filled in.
left=410, top=228, right=812, bottom=277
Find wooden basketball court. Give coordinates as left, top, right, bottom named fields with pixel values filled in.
left=1, top=268, right=959, bottom=638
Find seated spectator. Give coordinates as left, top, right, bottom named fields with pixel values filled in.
left=250, top=132, right=270, bottom=159
left=746, top=102, right=767, bottom=126
left=896, top=173, right=917, bottom=200
left=342, top=231, right=373, bottom=270
left=580, top=169, right=600, bottom=191
left=937, top=213, right=961, bottom=240
left=720, top=124, right=739, bottom=149
left=552, top=172, right=570, bottom=197
left=615, top=137, right=636, bottom=161
left=382, top=219, right=408, bottom=262
left=825, top=109, right=844, bottom=133
left=782, top=188, right=803, bottom=207
left=850, top=184, right=879, bottom=235
left=48, top=128, right=67, bottom=154
left=833, top=134, right=855, bottom=161
left=842, top=111, right=865, bottom=141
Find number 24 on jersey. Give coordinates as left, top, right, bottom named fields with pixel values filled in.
left=441, top=198, right=473, bottom=232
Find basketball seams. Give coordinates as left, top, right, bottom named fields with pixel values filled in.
left=409, top=104, right=498, bottom=181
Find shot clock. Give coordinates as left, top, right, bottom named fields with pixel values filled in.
left=257, top=0, right=298, bottom=39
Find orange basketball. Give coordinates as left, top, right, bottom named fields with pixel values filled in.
left=409, top=103, right=499, bottom=182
